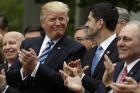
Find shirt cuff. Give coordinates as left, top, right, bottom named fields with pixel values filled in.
left=80, top=73, right=85, bottom=80
left=2, top=85, right=9, bottom=93
left=31, top=62, right=40, bottom=77
left=20, top=68, right=29, bottom=80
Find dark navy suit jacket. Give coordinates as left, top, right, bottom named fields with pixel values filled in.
left=82, top=38, right=120, bottom=80
left=6, top=36, right=86, bottom=93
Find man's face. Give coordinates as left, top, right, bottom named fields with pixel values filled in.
left=41, top=11, right=68, bottom=40
left=115, top=20, right=127, bottom=35
left=86, top=12, right=99, bottom=37
left=2, top=34, right=20, bottom=61
left=74, top=29, right=87, bottom=42
left=74, top=29, right=95, bottom=50
left=117, top=24, right=140, bottom=62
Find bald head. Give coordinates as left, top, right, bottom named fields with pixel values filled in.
left=2, top=31, right=24, bottom=64
left=3, top=31, right=24, bottom=43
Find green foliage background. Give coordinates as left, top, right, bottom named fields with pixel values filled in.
left=0, top=0, right=140, bottom=35
left=0, top=0, right=23, bottom=31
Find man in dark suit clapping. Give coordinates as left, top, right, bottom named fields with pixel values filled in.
left=103, top=21, right=140, bottom=93
left=6, top=1, right=86, bottom=93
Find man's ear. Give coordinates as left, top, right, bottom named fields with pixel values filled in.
left=67, top=17, right=69, bottom=23
left=97, top=19, right=104, bottom=29
left=40, top=19, right=45, bottom=29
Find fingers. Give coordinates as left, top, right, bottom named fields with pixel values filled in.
left=28, top=48, right=36, bottom=56
left=1, top=69, right=5, bottom=76
left=104, top=54, right=113, bottom=67
left=63, top=62, right=73, bottom=72
left=110, top=83, right=121, bottom=92
left=104, top=54, right=114, bottom=72
left=124, top=76, right=138, bottom=84
left=111, top=82, right=133, bottom=93
left=18, top=49, right=31, bottom=61
left=68, top=59, right=81, bottom=68
left=76, top=59, right=81, bottom=69
left=59, top=70, right=68, bottom=80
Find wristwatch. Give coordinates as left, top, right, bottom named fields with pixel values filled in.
left=0, top=84, right=7, bottom=92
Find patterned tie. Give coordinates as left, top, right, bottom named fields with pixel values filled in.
left=119, top=66, right=127, bottom=83
left=39, top=40, right=54, bottom=64
left=91, top=46, right=103, bottom=75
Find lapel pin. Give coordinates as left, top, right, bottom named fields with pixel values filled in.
left=106, top=51, right=110, bottom=54
left=58, top=47, right=61, bottom=50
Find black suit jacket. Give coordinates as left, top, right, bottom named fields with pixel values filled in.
left=6, top=87, right=19, bottom=93
left=82, top=38, right=120, bottom=80
left=81, top=38, right=121, bottom=93
left=113, top=60, right=140, bottom=82
left=6, top=36, right=86, bottom=93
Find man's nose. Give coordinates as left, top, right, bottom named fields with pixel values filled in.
left=55, top=19, right=61, bottom=25
left=117, top=39, right=124, bottom=46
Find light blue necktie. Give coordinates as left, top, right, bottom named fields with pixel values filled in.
left=39, top=40, right=54, bottom=64
left=91, top=46, right=103, bottom=75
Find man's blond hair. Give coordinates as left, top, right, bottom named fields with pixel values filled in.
left=40, top=1, right=69, bottom=21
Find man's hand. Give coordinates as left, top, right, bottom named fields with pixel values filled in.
left=111, top=76, right=140, bottom=93
left=63, top=59, right=88, bottom=77
left=18, top=48, right=38, bottom=76
left=103, top=54, right=116, bottom=87
left=0, top=69, right=6, bottom=86
left=59, top=68, right=85, bottom=93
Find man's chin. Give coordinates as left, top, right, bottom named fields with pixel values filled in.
left=51, top=33, right=65, bottom=40
left=119, top=55, right=126, bottom=60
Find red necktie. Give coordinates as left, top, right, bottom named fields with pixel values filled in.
left=119, top=66, right=127, bottom=83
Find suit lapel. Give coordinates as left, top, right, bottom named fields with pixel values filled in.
left=44, top=36, right=67, bottom=64
left=85, top=47, right=97, bottom=76
left=113, top=61, right=124, bottom=82
left=92, top=38, right=118, bottom=78
left=113, top=60, right=140, bottom=82
left=128, top=61, right=140, bottom=77
left=35, top=38, right=44, bottom=56
left=105, top=38, right=118, bottom=57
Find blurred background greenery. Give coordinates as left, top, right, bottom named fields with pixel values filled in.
left=0, top=0, right=140, bottom=36
left=0, top=0, right=23, bottom=31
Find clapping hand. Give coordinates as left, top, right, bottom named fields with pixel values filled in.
left=111, top=76, right=140, bottom=93
left=103, top=54, right=116, bottom=87
left=18, top=48, right=38, bottom=76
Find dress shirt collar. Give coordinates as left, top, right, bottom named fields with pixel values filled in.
left=38, top=35, right=60, bottom=56
left=100, top=34, right=116, bottom=51
left=44, top=35, right=60, bottom=45
left=124, top=58, right=140, bottom=73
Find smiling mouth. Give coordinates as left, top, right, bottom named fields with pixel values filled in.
left=5, top=52, right=14, bottom=56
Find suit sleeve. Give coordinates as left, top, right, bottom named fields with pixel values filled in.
left=6, top=38, right=87, bottom=92
left=82, top=75, right=106, bottom=93
left=5, top=87, right=19, bottom=93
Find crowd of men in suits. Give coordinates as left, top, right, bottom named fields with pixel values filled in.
left=0, top=1, right=140, bottom=93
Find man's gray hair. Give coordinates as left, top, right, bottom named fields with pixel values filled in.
left=40, top=1, right=69, bottom=21
left=116, top=7, right=130, bottom=22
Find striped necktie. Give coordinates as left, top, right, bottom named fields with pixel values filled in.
left=39, top=40, right=54, bottom=64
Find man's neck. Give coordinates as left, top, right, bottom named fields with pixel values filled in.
left=97, top=29, right=114, bottom=44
